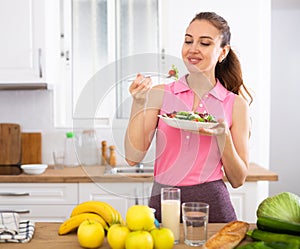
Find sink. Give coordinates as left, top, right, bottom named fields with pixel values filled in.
left=108, top=165, right=154, bottom=175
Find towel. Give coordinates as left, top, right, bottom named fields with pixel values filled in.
left=0, top=213, right=35, bottom=243
left=0, top=212, right=20, bottom=235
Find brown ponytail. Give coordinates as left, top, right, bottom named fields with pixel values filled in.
left=191, top=12, right=253, bottom=105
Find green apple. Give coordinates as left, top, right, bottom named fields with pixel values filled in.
left=107, top=223, right=130, bottom=249
left=125, top=230, right=153, bottom=249
left=126, top=205, right=155, bottom=231
left=77, top=219, right=105, bottom=249
left=151, top=227, right=175, bottom=249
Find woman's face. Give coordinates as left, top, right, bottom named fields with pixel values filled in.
left=182, top=19, right=227, bottom=75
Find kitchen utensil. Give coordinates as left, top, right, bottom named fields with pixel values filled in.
left=182, top=202, right=209, bottom=246
left=21, top=164, right=48, bottom=175
left=77, top=130, right=99, bottom=166
left=158, top=115, right=218, bottom=131
left=21, top=132, right=42, bottom=164
left=53, top=150, right=64, bottom=170
left=0, top=123, right=21, bottom=165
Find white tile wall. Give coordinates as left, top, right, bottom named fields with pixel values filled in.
left=0, top=89, right=127, bottom=165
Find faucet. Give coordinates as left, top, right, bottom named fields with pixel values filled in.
left=136, top=163, right=144, bottom=169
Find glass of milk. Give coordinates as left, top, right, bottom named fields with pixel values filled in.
left=161, top=188, right=181, bottom=244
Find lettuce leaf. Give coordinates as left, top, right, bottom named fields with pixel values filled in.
left=257, top=192, right=300, bottom=223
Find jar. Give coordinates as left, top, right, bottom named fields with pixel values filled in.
left=77, top=129, right=99, bottom=166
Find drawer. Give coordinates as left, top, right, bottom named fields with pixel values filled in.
left=0, top=204, right=76, bottom=222
left=0, top=183, right=78, bottom=205
left=79, top=182, right=144, bottom=201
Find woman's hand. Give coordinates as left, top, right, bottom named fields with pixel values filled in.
left=129, top=74, right=152, bottom=106
left=198, top=119, right=229, bottom=137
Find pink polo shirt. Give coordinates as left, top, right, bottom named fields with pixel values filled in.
left=154, top=75, right=236, bottom=186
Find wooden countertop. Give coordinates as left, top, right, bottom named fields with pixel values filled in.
left=0, top=162, right=278, bottom=183
left=0, top=222, right=257, bottom=249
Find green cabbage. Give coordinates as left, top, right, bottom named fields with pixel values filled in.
left=257, top=192, right=300, bottom=223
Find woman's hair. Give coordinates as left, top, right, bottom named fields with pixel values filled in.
left=190, top=12, right=253, bottom=105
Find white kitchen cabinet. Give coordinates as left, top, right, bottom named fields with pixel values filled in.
left=226, top=182, right=258, bottom=223
left=79, top=182, right=147, bottom=220
left=143, top=182, right=154, bottom=206
left=0, top=0, right=46, bottom=83
left=0, top=180, right=260, bottom=223
left=0, top=183, right=78, bottom=222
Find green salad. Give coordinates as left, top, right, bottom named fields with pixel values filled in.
left=162, top=111, right=217, bottom=123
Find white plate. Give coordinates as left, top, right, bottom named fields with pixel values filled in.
left=158, top=115, right=218, bottom=131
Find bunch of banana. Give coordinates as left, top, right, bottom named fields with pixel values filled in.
left=58, top=212, right=108, bottom=235
left=58, top=200, right=124, bottom=235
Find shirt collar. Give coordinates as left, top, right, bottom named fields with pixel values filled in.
left=174, top=75, right=229, bottom=102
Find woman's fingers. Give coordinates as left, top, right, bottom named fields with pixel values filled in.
left=129, top=74, right=152, bottom=103
left=198, top=119, right=228, bottom=136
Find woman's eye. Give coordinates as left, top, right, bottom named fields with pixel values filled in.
left=184, top=40, right=193, bottom=44
left=201, top=42, right=210, bottom=46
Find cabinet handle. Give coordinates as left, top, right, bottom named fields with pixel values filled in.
left=0, top=192, right=30, bottom=197
left=0, top=210, right=30, bottom=214
left=161, top=48, right=165, bottom=60
left=38, top=48, right=43, bottom=78
left=135, top=188, right=139, bottom=205
left=65, top=50, right=70, bottom=61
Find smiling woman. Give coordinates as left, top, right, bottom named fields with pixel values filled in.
left=124, top=11, right=254, bottom=223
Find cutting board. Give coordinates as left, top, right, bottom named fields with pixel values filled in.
left=0, top=123, right=21, bottom=165
left=21, top=132, right=42, bottom=164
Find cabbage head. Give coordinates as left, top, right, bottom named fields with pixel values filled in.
left=257, top=192, right=300, bottom=223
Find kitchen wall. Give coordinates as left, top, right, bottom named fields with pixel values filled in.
left=0, top=88, right=118, bottom=164
left=269, top=0, right=300, bottom=196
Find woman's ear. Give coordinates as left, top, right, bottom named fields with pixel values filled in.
left=218, top=45, right=231, bottom=63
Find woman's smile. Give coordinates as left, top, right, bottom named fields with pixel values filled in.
left=187, top=56, right=202, bottom=64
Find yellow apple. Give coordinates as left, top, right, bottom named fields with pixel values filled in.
left=150, top=227, right=175, bottom=249
left=107, top=224, right=130, bottom=249
left=125, top=230, right=153, bottom=249
left=126, top=205, right=155, bottom=231
left=77, top=219, right=105, bottom=248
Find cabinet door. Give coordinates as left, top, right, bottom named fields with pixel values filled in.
left=0, top=183, right=78, bottom=222
left=0, top=204, right=75, bottom=222
left=0, top=0, right=45, bottom=83
left=0, top=183, right=78, bottom=205
left=79, top=183, right=144, bottom=220
left=143, top=182, right=153, bottom=206
left=226, top=182, right=258, bottom=223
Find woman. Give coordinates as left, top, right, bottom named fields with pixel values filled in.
left=124, top=12, right=252, bottom=222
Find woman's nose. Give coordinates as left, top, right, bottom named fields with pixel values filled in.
left=189, top=42, right=200, bottom=53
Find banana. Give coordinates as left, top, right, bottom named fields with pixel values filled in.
left=114, top=209, right=124, bottom=225
left=58, top=212, right=108, bottom=235
left=70, top=201, right=117, bottom=226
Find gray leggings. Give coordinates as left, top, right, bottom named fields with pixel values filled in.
left=148, top=179, right=237, bottom=223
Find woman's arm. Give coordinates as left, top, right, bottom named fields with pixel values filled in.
left=124, top=76, right=164, bottom=166
left=218, top=95, right=250, bottom=188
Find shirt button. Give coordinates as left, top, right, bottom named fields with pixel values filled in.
left=186, top=135, right=190, bottom=139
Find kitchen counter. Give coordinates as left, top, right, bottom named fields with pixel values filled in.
left=0, top=163, right=278, bottom=183
left=0, top=223, right=256, bottom=249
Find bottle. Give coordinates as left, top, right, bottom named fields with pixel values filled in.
left=109, top=145, right=116, bottom=167
left=78, top=129, right=99, bottom=166
left=64, top=132, right=79, bottom=167
left=101, top=140, right=108, bottom=165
